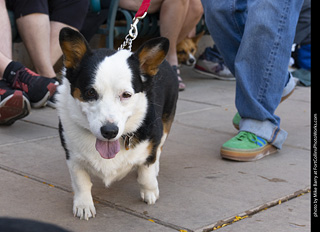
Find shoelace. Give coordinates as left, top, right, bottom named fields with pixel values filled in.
left=11, top=68, right=40, bottom=92
left=235, top=131, right=253, bottom=140
left=236, top=131, right=266, bottom=147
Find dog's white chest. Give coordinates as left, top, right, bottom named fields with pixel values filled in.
left=73, top=138, right=151, bottom=187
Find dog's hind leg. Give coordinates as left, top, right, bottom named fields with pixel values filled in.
left=67, top=161, right=96, bottom=220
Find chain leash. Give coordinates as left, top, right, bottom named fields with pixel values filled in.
left=118, top=0, right=150, bottom=51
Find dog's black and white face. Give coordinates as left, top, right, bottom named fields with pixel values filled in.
left=58, top=28, right=169, bottom=159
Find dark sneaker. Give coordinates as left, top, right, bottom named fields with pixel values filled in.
left=47, top=90, right=58, bottom=109
left=0, top=80, right=31, bottom=125
left=220, top=131, right=277, bottom=161
left=46, top=77, right=61, bottom=109
left=194, top=46, right=235, bottom=81
left=3, top=61, right=58, bottom=108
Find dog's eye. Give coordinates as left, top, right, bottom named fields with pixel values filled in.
left=84, top=88, right=98, bottom=100
left=121, top=91, right=132, bottom=100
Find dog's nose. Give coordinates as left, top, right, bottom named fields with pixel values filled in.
left=189, top=58, right=195, bottom=64
left=100, top=123, right=119, bottom=139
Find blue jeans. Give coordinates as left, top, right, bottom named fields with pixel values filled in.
left=201, top=0, right=303, bottom=149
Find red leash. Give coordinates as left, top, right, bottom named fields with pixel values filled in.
left=119, top=0, right=151, bottom=50
left=135, top=0, right=151, bottom=18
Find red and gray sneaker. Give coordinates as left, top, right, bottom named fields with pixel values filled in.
left=0, top=80, right=31, bottom=125
left=3, top=61, right=58, bottom=108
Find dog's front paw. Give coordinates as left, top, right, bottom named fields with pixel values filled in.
left=73, top=197, right=96, bottom=220
left=140, top=187, right=159, bottom=205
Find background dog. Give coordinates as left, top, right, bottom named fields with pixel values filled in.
left=176, top=31, right=204, bottom=66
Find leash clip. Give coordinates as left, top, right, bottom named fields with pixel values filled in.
left=119, top=12, right=147, bottom=51
left=128, top=12, right=147, bottom=40
left=118, top=1, right=149, bottom=51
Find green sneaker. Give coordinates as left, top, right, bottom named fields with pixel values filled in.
left=220, top=131, right=277, bottom=161
left=232, top=112, right=241, bottom=130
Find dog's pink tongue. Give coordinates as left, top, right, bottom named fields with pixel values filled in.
left=95, top=139, right=120, bottom=159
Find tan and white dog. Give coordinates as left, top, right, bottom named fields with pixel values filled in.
left=177, top=31, right=204, bottom=66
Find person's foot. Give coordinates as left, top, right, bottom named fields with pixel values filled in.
left=220, top=131, right=277, bottom=161
left=232, top=73, right=296, bottom=130
left=194, top=50, right=235, bottom=81
left=232, top=112, right=242, bottom=130
left=0, top=80, right=31, bottom=125
left=3, top=61, right=58, bottom=108
left=46, top=77, right=61, bottom=109
left=172, top=65, right=186, bottom=91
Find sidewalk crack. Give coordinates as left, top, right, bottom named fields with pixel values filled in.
left=197, top=187, right=311, bottom=232
left=0, top=135, right=59, bottom=148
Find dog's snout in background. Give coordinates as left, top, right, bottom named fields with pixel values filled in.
left=177, top=31, right=204, bottom=66
left=187, top=54, right=196, bottom=66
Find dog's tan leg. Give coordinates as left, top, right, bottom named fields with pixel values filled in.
left=67, top=161, right=96, bottom=220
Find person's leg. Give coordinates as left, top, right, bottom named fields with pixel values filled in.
left=0, top=1, right=31, bottom=125
left=0, top=10, right=31, bottom=125
left=0, top=52, right=12, bottom=78
left=176, top=0, right=203, bottom=43
left=1, top=0, right=57, bottom=113
left=119, top=0, right=190, bottom=66
left=16, top=13, right=57, bottom=78
left=158, top=0, right=190, bottom=90
left=119, top=0, right=189, bottom=90
left=202, top=0, right=303, bottom=160
left=0, top=0, right=12, bottom=78
left=49, top=21, right=77, bottom=66
left=156, top=0, right=189, bottom=66
left=233, top=0, right=303, bottom=149
left=48, top=0, right=89, bottom=66
left=15, top=0, right=89, bottom=78
left=203, top=0, right=303, bottom=146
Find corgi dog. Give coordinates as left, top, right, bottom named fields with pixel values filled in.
left=56, top=28, right=179, bottom=220
left=176, top=31, right=204, bottom=66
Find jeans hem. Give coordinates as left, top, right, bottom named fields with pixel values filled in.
left=240, top=118, right=288, bottom=149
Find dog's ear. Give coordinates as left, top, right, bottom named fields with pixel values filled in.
left=59, top=27, right=90, bottom=69
left=134, top=37, right=169, bottom=76
left=192, top=31, right=205, bottom=45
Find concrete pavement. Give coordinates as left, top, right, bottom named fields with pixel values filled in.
left=0, top=66, right=311, bottom=231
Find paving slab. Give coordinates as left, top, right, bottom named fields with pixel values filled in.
left=23, top=107, right=59, bottom=129
left=0, top=120, right=58, bottom=146
left=0, top=169, right=175, bottom=232
left=179, top=68, right=236, bottom=107
left=0, top=66, right=311, bottom=232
